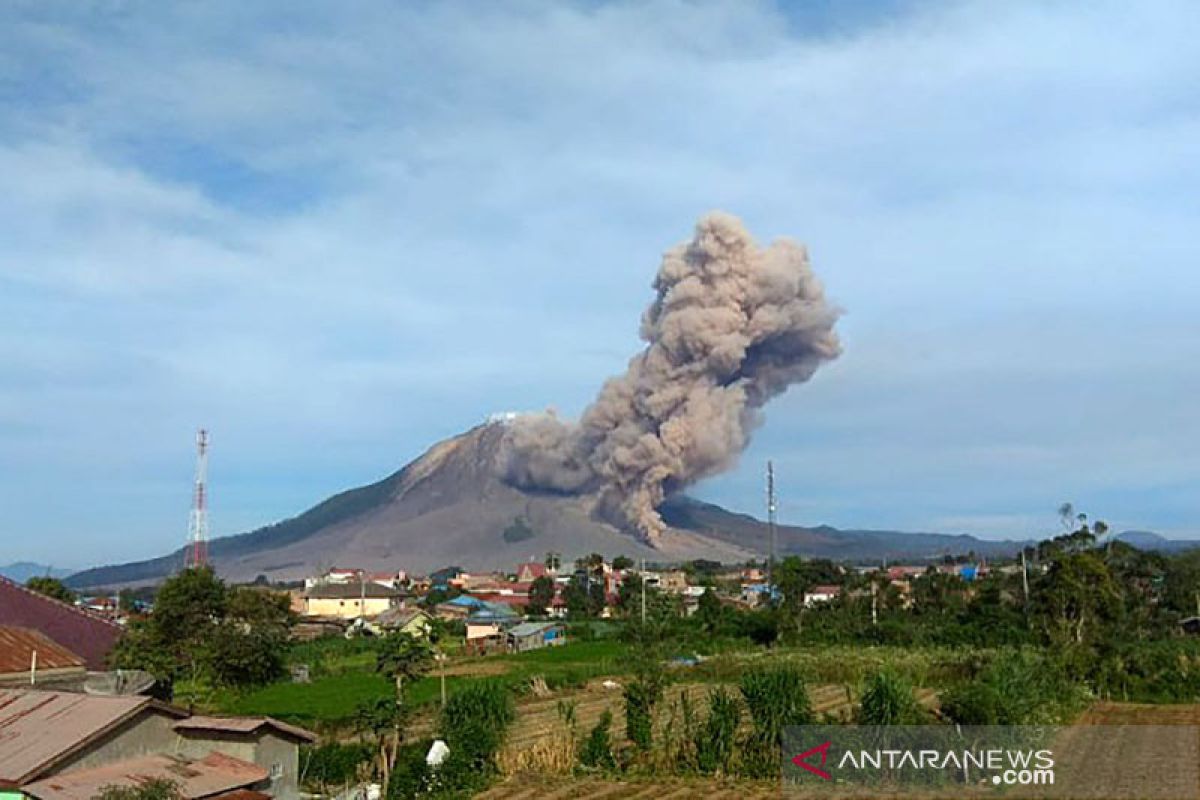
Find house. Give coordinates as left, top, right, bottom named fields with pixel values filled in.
left=803, top=584, right=842, bottom=606
left=301, top=582, right=403, bottom=619
left=0, top=575, right=122, bottom=670
left=0, top=626, right=86, bottom=687
left=465, top=603, right=520, bottom=653
left=0, top=690, right=190, bottom=790
left=0, top=690, right=315, bottom=800
left=506, top=622, right=566, bottom=652
left=433, top=594, right=486, bottom=620
left=374, top=607, right=434, bottom=639
left=429, top=566, right=469, bottom=591
left=515, top=562, right=549, bottom=583
left=22, top=752, right=269, bottom=800
left=174, top=716, right=317, bottom=799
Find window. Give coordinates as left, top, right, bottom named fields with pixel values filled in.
left=270, top=762, right=284, bottom=780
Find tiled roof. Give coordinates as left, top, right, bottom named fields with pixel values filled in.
left=174, top=715, right=316, bottom=743
left=0, top=689, right=184, bottom=785
left=0, top=576, right=122, bottom=670
left=23, top=751, right=267, bottom=800
left=0, top=626, right=85, bottom=675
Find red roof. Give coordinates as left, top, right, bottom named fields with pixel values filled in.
left=0, top=626, right=85, bottom=675
left=0, top=689, right=186, bottom=785
left=516, top=562, right=548, bottom=579
left=23, top=751, right=266, bottom=800
left=0, top=576, right=121, bottom=670
left=174, top=715, right=316, bottom=743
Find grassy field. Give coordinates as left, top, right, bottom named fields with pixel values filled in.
left=219, top=638, right=632, bottom=726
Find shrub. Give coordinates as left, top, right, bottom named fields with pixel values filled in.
left=624, top=676, right=661, bottom=752
left=301, top=742, right=372, bottom=789
left=940, top=649, right=1085, bottom=725
left=439, top=680, right=515, bottom=771
left=695, top=687, right=740, bottom=775
left=857, top=669, right=924, bottom=725
left=579, top=710, right=617, bottom=770
left=739, top=664, right=813, bottom=777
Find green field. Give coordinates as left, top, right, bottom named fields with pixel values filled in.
left=217, top=638, right=631, bottom=726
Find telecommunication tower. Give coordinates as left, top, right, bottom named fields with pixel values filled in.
left=185, top=428, right=210, bottom=569
left=766, top=460, right=777, bottom=588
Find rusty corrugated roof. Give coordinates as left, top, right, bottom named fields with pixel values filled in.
left=174, top=715, right=316, bottom=743
left=0, top=576, right=122, bottom=670
left=23, top=751, right=268, bottom=800
left=0, top=689, right=179, bottom=785
left=0, top=627, right=85, bottom=675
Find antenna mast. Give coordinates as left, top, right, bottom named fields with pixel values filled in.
left=766, top=460, right=777, bottom=590
left=185, top=428, right=210, bottom=569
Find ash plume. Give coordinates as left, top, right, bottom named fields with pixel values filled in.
left=500, top=211, right=842, bottom=545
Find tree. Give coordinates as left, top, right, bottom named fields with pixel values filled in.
left=696, top=587, right=724, bottom=635
left=612, top=555, right=634, bottom=571
left=25, top=576, right=76, bottom=604
left=376, top=632, right=434, bottom=704
left=526, top=575, right=556, bottom=616
left=1035, top=550, right=1122, bottom=647
left=355, top=698, right=406, bottom=795
left=109, top=568, right=291, bottom=692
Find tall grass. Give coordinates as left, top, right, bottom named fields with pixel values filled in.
left=739, top=664, right=813, bottom=777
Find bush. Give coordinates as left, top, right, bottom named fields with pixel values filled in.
left=940, top=649, right=1085, bottom=725
left=301, top=742, right=373, bottom=789
left=739, top=664, right=813, bottom=777
left=623, top=676, right=662, bottom=752
left=578, top=710, right=617, bottom=770
left=695, top=687, right=740, bottom=775
left=857, top=669, right=924, bottom=725
left=439, top=680, right=515, bottom=772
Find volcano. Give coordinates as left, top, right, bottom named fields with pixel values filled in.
left=67, top=421, right=1024, bottom=588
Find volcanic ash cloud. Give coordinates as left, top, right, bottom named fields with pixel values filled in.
left=500, top=211, right=842, bottom=546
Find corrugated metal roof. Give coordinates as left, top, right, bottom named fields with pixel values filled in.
left=0, top=689, right=169, bottom=785
left=0, top=627, right=85, bottom=675
left=508, top=622, right=560, bottom=638
left=174, top=715, right=316, bottom=743
left=0, top=577, right=122, bottom=670
left=23, top=751, right=267, bottom=800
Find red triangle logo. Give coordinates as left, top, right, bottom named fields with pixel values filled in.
left=792, top=740, right=833, bottom=780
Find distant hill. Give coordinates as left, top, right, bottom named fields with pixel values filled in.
left=68, top=423, right=1028, bottom=589
left=1115, top=530, right=1200, bottom=554
left=0, top=562, right=74, bottom=583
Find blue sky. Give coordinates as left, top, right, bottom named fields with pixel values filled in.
left=1, top=1, right=1198, bottom=568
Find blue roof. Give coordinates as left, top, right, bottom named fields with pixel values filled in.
left=468, top=602, right=520, bottom=621
left=444, top=595, right=485, bottom=608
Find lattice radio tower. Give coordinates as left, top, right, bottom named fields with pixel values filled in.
left=185, top=428, right=210, bottom=569
left=766, top=460, right=777, bottom=589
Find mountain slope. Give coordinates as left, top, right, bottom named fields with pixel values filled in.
left=68, top=422, right=1026, bottom=588
left=0, top=562, right=74, bottom=583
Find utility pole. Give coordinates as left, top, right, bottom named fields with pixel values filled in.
left=1020, top=548, right=1030, bottom=609
left=870, top=580, right=878, bottom=627
left=766, top=461, right=777, bottom=592
left=359, top=569, right=366, bottom=621
left=640, top=558, right=647, bottom=624
left=185, top=429, right=210, bottom=569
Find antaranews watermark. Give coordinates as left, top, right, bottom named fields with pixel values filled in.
left=783, top=724, right=1199, bottom=799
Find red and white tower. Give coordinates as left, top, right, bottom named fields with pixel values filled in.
left=185, top=428, right=210, bottom=569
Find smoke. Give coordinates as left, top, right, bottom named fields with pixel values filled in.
left=500, top=211, right=842, bottom=545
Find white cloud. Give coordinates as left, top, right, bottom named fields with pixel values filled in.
left=1, top=0, right=1198, bottom=564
